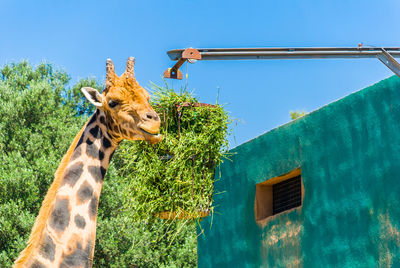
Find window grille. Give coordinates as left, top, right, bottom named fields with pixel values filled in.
left=272, top=175, right=301, bottom=215
left=255, top=168, right=302, bottom=224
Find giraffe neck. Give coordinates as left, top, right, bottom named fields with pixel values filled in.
left=14, top=110, right=118, bottom=268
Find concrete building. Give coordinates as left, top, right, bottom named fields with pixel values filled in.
left=198, top=76, right=400, bottom=267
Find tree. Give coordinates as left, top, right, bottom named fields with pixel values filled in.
left=0, top=61, right=87, bottom=265
left=290, top=110, right=307, bottom=120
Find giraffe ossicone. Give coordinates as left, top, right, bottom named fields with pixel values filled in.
left=14, top=57, right=162, bottom=268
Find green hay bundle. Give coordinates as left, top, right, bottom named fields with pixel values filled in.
left=119, top=84, right=231, bottom=220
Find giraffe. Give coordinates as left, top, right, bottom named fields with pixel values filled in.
left=13, top=57, right=162, bottom=268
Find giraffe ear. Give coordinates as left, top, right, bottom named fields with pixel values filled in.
left=81, top=87, right=104, bottom=108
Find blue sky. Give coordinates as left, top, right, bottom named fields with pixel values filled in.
left=1, top=0, right=400, bottom=147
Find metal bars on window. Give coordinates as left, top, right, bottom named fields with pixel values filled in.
left=272, top=175, right=302, bottom=215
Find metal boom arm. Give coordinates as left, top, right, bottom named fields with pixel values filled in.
left=163, top=47, right=400, bottom=79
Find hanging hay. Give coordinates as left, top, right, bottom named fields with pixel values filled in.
left=118, top=84, right=231, bottom=221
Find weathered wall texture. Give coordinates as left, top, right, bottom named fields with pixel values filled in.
left=198, top=76, right=400, bottom=267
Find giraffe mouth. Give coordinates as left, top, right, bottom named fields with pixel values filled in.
left=139, top=127, right=159, bottom=136
left=140, top=128, right=162, bottom=144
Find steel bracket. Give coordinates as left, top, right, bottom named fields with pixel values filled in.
left=377, top=48, right=400, bottom=78
left=163, top=48, right=201, bottom=80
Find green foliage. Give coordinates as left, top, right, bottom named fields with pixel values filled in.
left=118, top=83, right=231, bottom=221
left=94, top=214, right=197, bottom=267
left=0, top=62, right=198, bottom=267
left=0, top=61, right=87, bottom=266
left=94, top=159, right=198, bottom=267
left=290, top=110, right=307, bottom=120
left=66, top=77, right=103, bottom=116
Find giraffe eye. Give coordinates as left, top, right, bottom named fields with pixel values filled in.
left=108, top=100, right=119, bottom=108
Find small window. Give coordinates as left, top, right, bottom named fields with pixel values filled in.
left=255, top=168, right=303, bottom=224
left=273, top=175, right=301, bottom=214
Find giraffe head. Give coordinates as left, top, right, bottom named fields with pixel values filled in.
left=81, top=57, right=162, bottom=144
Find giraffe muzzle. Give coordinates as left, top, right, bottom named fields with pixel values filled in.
left=140, top=128, right=162, bottom=144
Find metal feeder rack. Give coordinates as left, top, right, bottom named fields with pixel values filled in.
left=155, top=102, right=219, bottom=220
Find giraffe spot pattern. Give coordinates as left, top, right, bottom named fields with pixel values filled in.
left=87, top=113, right=97, bottom=126
left=30, top=260, right=45, bottom=268
left=62, top=162, right=84, bottom=186
left=70, top=146, right=82, bottom=161
left=86, top=138, right=94, bottom=145
left=89, top=195, right=98, bottom=219
left=75, top=133, right=85, bottom=149
left=99, top=115, right=105, bottom=124
left=104, top=129, right=113, bottom=139
left=89, top=125, right=102, bottom=139
left=74, top=215, right=86, bottom=229
left=99, top=150, right=105, bottom=160
left=39, top=233, right=55, bottom=261
left=88, top=165, right=106, bottom=182
left=59, top=239, right=92, bottom=268
left=106, top=112, right=114, bottom=124
left=50, top=198, right=70, bottom=232
left=86, top=138, right=102, bottom=160
left=77, top=181, right=93, bottom=202
left=102, top=136, right=112, bottom=149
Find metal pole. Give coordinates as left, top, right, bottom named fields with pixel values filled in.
left=163, top=47, right=400, bottom=79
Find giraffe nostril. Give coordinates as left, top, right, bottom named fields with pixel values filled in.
left=145, top=112, right=159, bottom=121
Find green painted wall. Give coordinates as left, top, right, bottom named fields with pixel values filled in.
left=198, top=76, right=400, bottom=267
